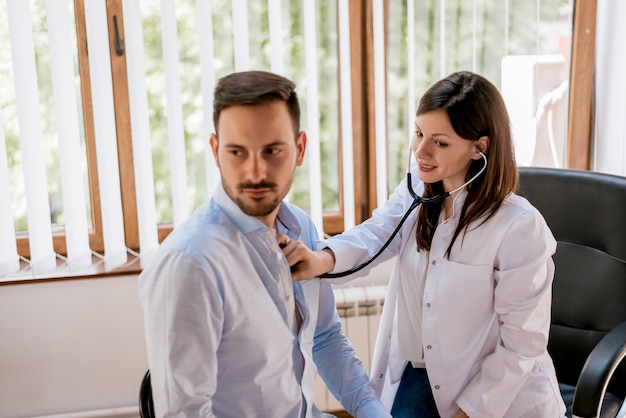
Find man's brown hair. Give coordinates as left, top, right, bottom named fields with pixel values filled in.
left=212, top=70, right=301, bottom=136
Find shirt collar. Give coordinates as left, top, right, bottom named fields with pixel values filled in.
left=451, top=187, right=468, bottom=212
left=213, top=181, right=302, bottom=237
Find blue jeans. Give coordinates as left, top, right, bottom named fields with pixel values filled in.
left=390, top=363, right=440, bottom=418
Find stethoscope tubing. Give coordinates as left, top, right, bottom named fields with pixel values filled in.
left=319, top=152, right=486, bottom=279
left=319, top=196, right=422, bottom=279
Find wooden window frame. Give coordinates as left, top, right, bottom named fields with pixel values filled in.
left=567, top=0, right=596, bottom=170
left=12, top=0, right=594, bottom=266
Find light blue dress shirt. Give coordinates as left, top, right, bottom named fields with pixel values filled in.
left=139, top=182, right=389, bottom=418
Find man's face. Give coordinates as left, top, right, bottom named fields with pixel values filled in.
left=210, top=101, right=306, bottom=227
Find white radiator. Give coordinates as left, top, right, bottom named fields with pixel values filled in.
left=315, top=284, right=388, bottom=412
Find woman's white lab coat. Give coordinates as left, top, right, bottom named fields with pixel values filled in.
left=322, top=174, right=566, bottom=418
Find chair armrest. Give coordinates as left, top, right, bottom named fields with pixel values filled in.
left=139, top=369, right=154, bottom=418
left=573, top=321, right=626, bottom=418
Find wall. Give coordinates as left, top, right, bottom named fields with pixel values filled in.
left=0, top=275, right=147, bottom=418
left=0, top=259, right=394, bottom=418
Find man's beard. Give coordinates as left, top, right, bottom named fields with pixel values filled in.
left=234, top=195, right=281, bottom=217
left=231, top=181, right=282, bottom=217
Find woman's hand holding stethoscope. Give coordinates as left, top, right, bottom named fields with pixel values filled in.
left=280, top=237, right=336, bottom=282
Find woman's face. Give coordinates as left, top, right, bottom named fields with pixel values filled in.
left=411, top=110, right=483, bottom=192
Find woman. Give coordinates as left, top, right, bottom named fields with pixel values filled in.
left=284, top=71, right=566, bottom=417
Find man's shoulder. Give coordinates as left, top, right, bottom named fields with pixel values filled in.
left=157, top=202, right=237, bottom=256
left=139, top=208, right=241, bottom=285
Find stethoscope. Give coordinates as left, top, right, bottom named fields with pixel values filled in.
left=320, top=149, right=487, bottom=279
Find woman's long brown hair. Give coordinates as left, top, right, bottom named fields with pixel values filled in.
left=415, top=71, right=518, bottom=257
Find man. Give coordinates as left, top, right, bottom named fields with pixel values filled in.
left=139, top=71, right=389, bottom=418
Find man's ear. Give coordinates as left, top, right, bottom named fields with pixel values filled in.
left=210, top=133, right=220, bottom=167
left=295, top=131, right=307, bottom=166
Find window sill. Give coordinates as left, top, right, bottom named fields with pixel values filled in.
left=0, top=252, right=143, bottom=286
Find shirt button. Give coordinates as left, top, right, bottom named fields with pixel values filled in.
left=276, top=252, right=282, bottom=259
left=426, top=345, right=432, bottom=350
left=434, top=384, right=440, bottom=390
left=431, top=260, right=436, bottom=265
left=379, top=373, right=384, bottom=379
left=426, top=303, right=431, bottom=308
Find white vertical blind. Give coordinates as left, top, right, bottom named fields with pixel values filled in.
left=0, top=107, right=19, bottom=276
left=338, top=0, right=355, bottom=230
left=594, top=0, right=626, bottom=176
left=232, top=0, right=250, bottom=71
left=372, top=0, right=388, bottom=207
left=267, top=0, right=291, bottom=203
left=535, top=0, right=541, bottom=54
left=197, top=0, right=220, bottom=198
left=122, top=1, right=159, bottom=259
left=302, top=0, right=324, bottom=235
left=472, top=0, right=477, bottom=72
left=6, top=1, right=56, bottom=274
left=504, top=0, right=510, bottom=56
left=84, top=0, right=127, bottom=270
left=46, top=0, right=91, bottom=271
left=268, top=0, right=284, bottom=76
left=407, top=0, right=415, bottom=145
left=160, top=0, right=189, bottom=226
left=439, top=0, right=446, bottom=77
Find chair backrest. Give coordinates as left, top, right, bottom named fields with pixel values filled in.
left=517, top=167, right=626, bottom=398
left=139, top=369, right=155, bottom=418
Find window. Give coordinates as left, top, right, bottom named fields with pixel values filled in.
left=1, top=0, right=586, bottom=280
left=1, top=0, right=103, bottom=275
left=386, top=0, right=574, bottom=189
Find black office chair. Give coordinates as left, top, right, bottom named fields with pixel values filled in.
left=518, top=167, right=626, bottom=418
left=139, top=369, right=155, bottom=418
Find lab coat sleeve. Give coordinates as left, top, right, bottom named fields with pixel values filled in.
left=139, top=250, right=221, bottom=418
left=312, top=280, right=391, bottom=418
left=319, top=175, right=416, bottom=284
left=456, top=209, right=557, bottom=417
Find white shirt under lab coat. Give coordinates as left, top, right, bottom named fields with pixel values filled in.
left=321, top=173, right=567, bottom=418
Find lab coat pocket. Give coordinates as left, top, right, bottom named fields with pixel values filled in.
left=437, top=260, right=494, bottom=314
left=430, top=260, right=496, bottom=358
